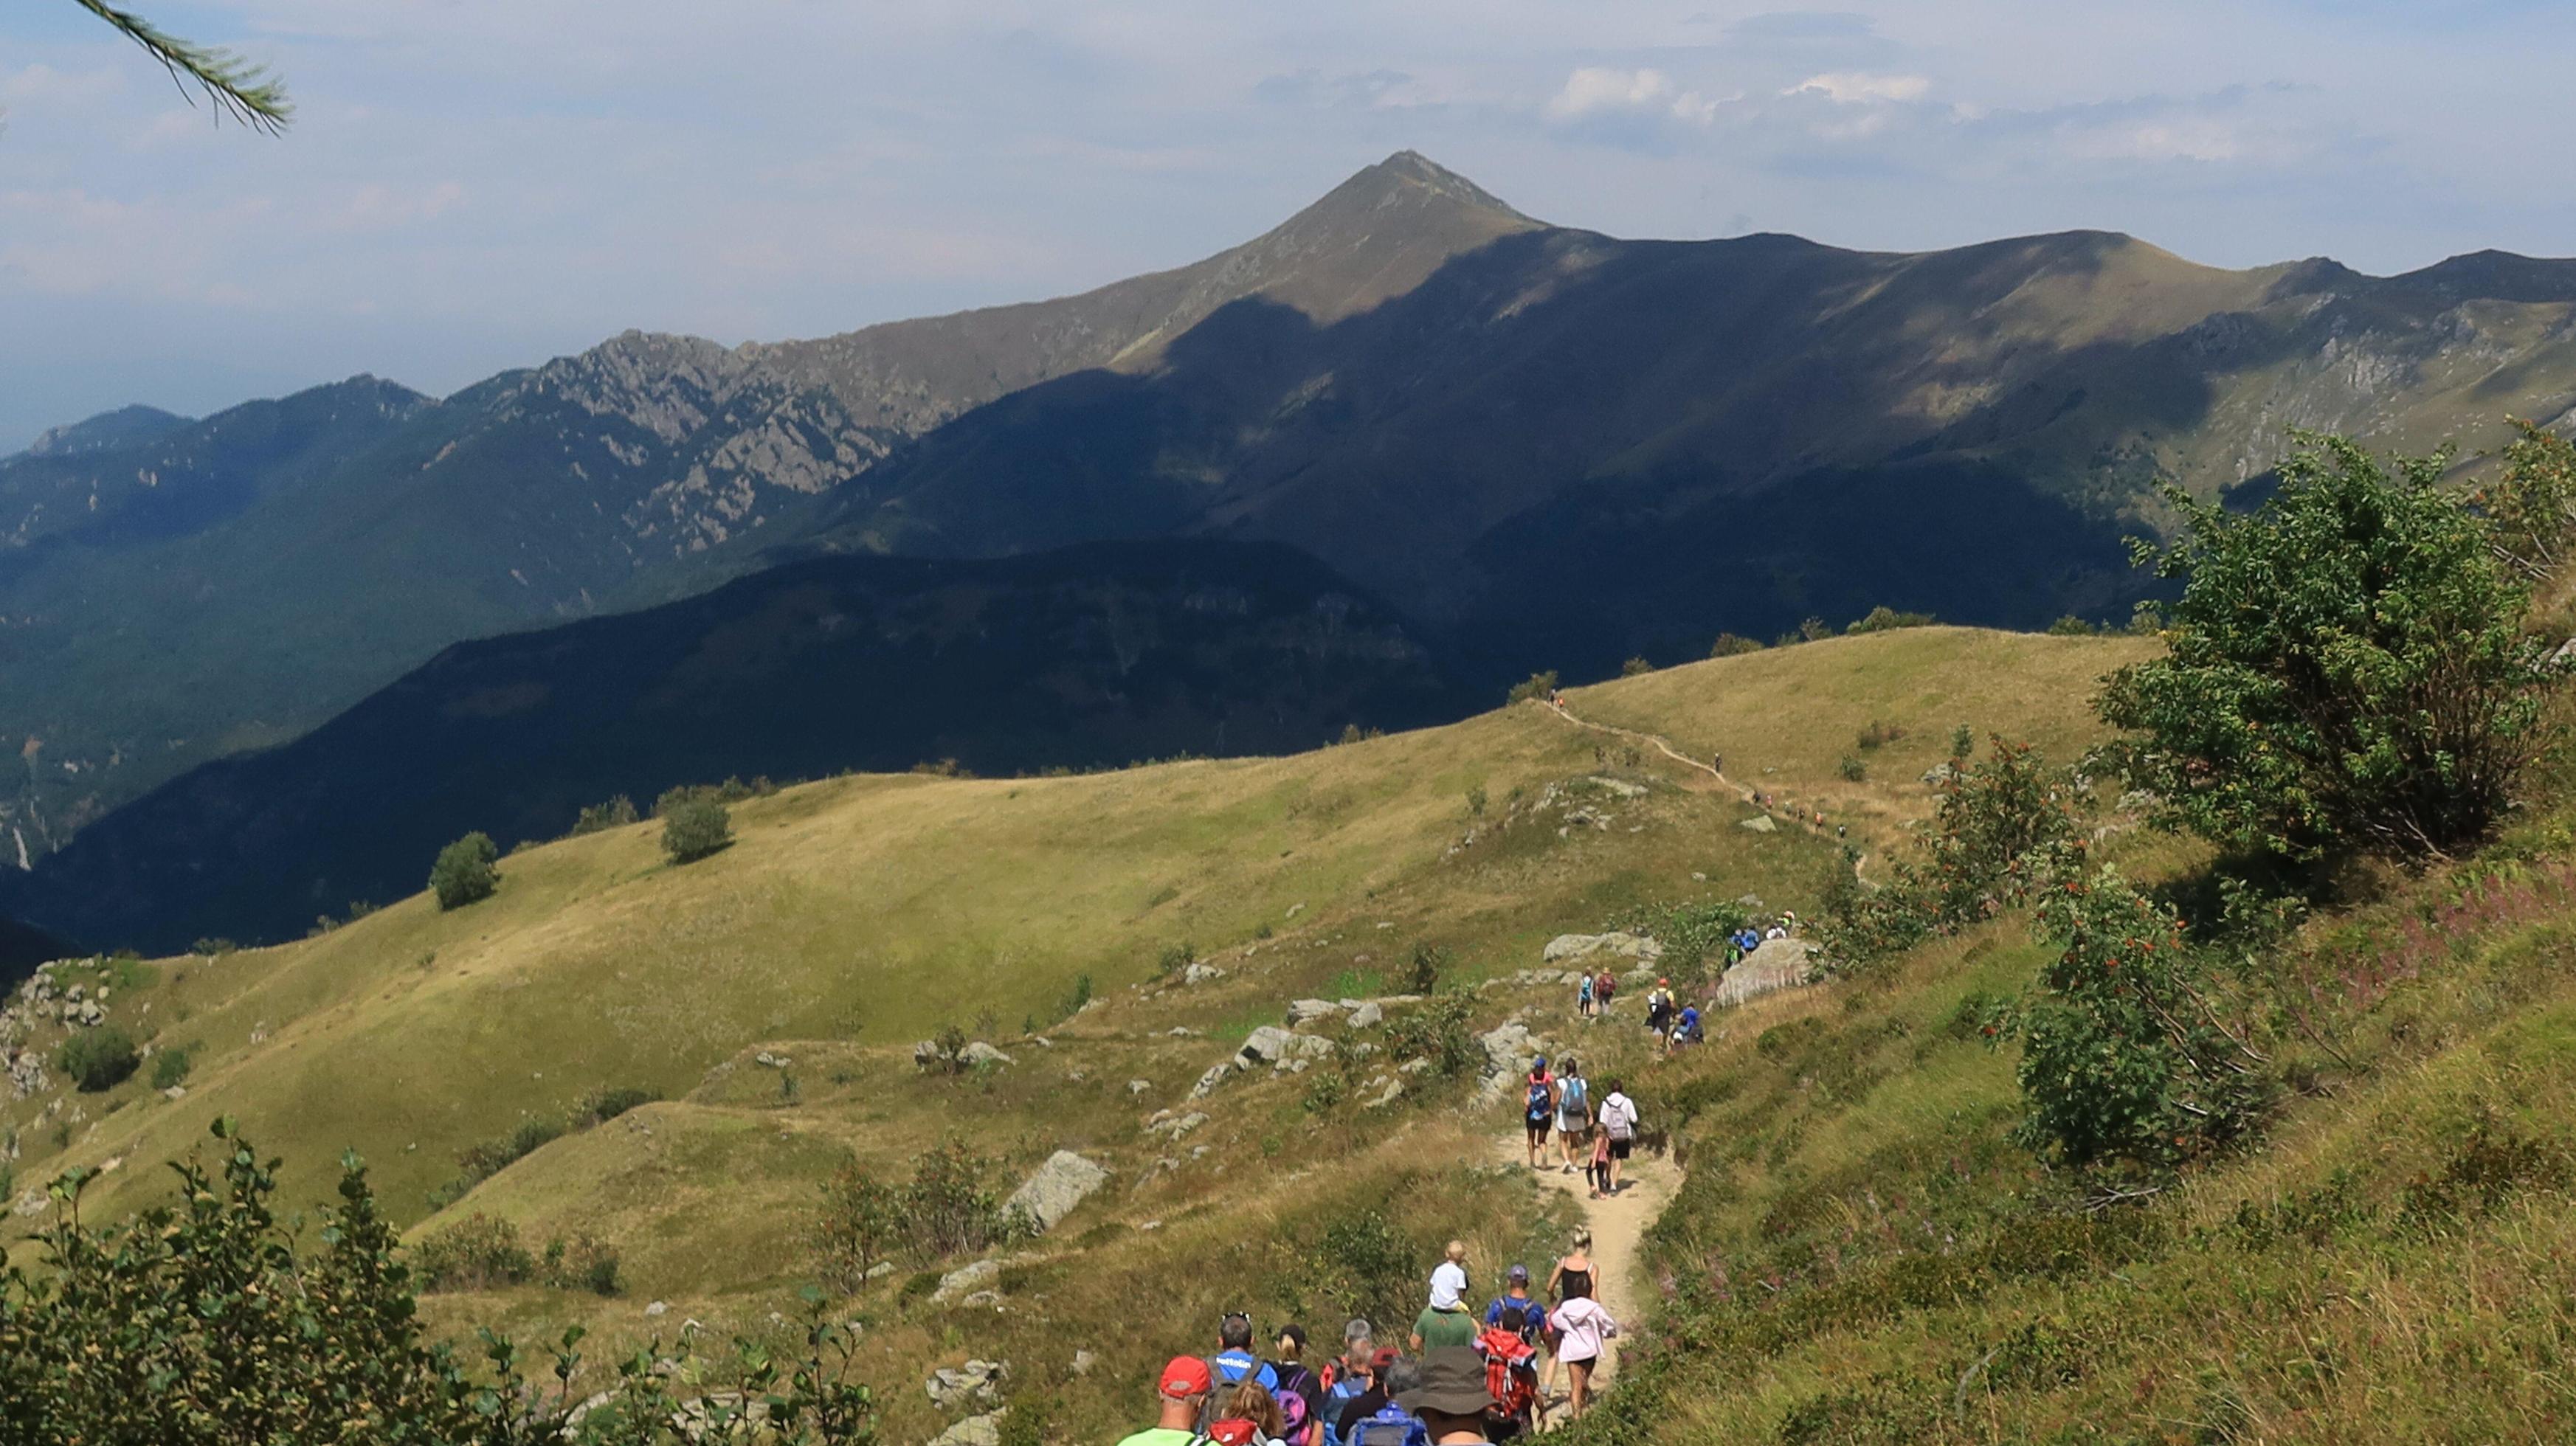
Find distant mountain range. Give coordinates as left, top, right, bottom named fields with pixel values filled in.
left=6, top=151, right=2576, bottom=948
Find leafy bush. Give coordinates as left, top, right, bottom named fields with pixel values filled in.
left=658, top=790, right=733, bottom=864
left=1384, top=995, right=1477, bottom=1078
left=902, top=1140, right=1025, bottom=1258
left=1846, top=606, right=1934, bottom=634
left=1854, top=720, right=1905, bottom=751
left=427, top=831, right=500, bottom=910
left=569, top=1084, right=657, bottom=1128
left=2094, top=433, right=2552, bottom=862
left=1155, top=940, right=1198, bottom=976
left=54, top=1028, right=139, bottom=1093
left=1304, top=1208, right=1423, bottom=1334
left=2047, top=614, right=2099, bottom=635
left=1709, top=632, right=1766, bottom=657
left=1621, top=655, right=1654, bottom=676
left=1999, top=862, right=2269, bottom=1168
left=1617, top=898, right=1753, bottom=976
left=151, top=1045, right=194, bottom=1091
left=429, top=1114, right=567, bottom=1208
left=1056, top=972, right=1094, bottom=1023
left=1836, top=755, right=1868, bottom=782
left=412, top=1213, right=533, bottom=1292
left=570, top=794, right=639, bottom=835
left=1507, top=670, right=1561, bottom=704
left=2468, top=418, right=2576, bottom=581
left=539, top=1234, right=622, bottom=1295
left=1405, top=941, right=1448, bottom=995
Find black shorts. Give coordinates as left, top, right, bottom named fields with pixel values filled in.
left=1609, top=1137, right=1632, bottom=1160
left=1526, top=1115, right=1551, bottom=1138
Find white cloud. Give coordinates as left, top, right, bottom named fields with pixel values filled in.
left=1785, top=72, right=1930, bottom=104
left=1545, top=66, right=1728, bottom=128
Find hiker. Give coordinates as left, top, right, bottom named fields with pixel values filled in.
left=1401, top=1347, right=1499, bottom=1445
left=1667, top=1006, right=1702, bottom=1054
left=1765, top=920, right=1787, bottom=941
left=1596, top=1079, right=1638, bottom=1196
left=1330, top=1346, right=1402, bottom=1445
left=1539, top=1228, right=1594, bottom=1406
left=1212, top=1312, right=1281, bottom=1398
left=1484, top=1265, right=1545, bottom=1347
left=1548, top=1289, right=1620, bottom=1420
left=1521, top=1056, right=1555, bottom=1168
left=1119, top=1356, right=1215, bottom=1446
left=1273, top=1324, right=1325, bottom=1445
left=1415, top=1241, right=1479, bottom=1352
left=1584, top=1127, right=1612, bottom=1199
left=1575, top=972, right=1594, bottom=1018
left=1208, top=1377, right=1288, bottom=1446
left=1553, top=1058, right=1591, bottom=1172
left=1593, top=969, right=1617, bottom=1009
left=1473, top=1306, right=1541, bottom=1439
left=1644, top=979, right=1674, bottom=1040
left=1711, top=752, right=1722, bottom=775
left=1346, top=1356, right=1432, bottom=1446
left=1325, top=1319, right=1377, bottom=1422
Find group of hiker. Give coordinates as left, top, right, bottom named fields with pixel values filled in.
left=1117, top=1234, right=1620, bottom=1446
left=1519, top=1056, right=1640, bottom=1197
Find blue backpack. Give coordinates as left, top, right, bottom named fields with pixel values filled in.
left=1344, top=1403, right=1430, bottom=1446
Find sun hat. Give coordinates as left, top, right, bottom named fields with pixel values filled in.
left=1159, top=1355, right=1215, bottom=1400
left=1398, top=1346, right=1499, bottom=1416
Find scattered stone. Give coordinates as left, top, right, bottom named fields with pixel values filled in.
left=925, top=1358, right=1009, bottom=1409
left=1072, top=1350, right=1098, bottom=1376
left=959, top=1042, right=1015, bottom=1068
left=1398, top=1059, right=1431, bottom=1076
left=162, top=1085, right=187, bottom=1101
left=960, top=1290, right=1004, bottom=1309
left=1285, top=903, right=1305, bottom=919
left=1346, top=1001, right=1384, bottom=1029
left=645, top=1301, right=669, bottom=1318
left=1181, top=962, right=1226, bottom=986
left=1362, top=1077, right=1405, bottom=1109
left=1738, top=814, right=1778, bottom=834
left=1589, top=775, right=1648, bottom=798
left=1167, top=1026, right=1200, bottom=1038
left=1004, top=1150, right=1111, bottom=1234
left=1147, top=1111, right=1208, bottom=1141
left=1189, top=1062, right=1233, bottom=1099
left=1921, top=762, right=1958, bottom=786
left=929, top=1414, right=1006, bottom=1446
left=1285, top=998, right=1344, bottom=1027
left=753, top=1051, right=791, bottom=1069
left=912, top=1039, right=943, bottom=1070
left=1128, top=1079, right=1152, bottom=1096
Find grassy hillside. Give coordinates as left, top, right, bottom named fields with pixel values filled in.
left=1, top=627, right=2154, bottom=1442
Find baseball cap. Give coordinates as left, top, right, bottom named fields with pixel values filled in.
left=1159, top=1355, right=1214, bottom=1400
left=1507, top=1264, right=1530, bottom=1284
left=1368, top=1346, right=1401, bottom=1372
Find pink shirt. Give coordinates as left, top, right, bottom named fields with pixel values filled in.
left=1547, top=1295, right=1619, bottom=1363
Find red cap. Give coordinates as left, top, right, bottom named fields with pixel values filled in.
left=1160, top=1355, right=1215, bottom=1399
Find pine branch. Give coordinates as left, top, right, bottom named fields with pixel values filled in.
left=73, top=0, right=292, bottom=134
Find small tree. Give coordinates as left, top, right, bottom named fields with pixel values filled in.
left=815, top=1163, right=911, bottom=1292
left=1406, top=942, right=1448, bottom=995
left=1506, top=670, right=1561, bottom=704
left=1846, top=606, right=1933, bottom=634
left=659, top=791, right=733, bottom=864
left=55, top=1028, right=139, bottom=1093
left=1620, top=656, right=1653, bottom=677
left=1709, top=632, right=1766, bottom=658
left=570, top=795, right=639, bottom=835
left=151, top=1045, right=194, bottom=1091
left=427, top=831, right=499, bottom=910
left=2094, top=434, right=2552, bottom=862
left=2468, top=418, right=2576, bottom=581
left=903, top=1140, right=1020, bottom=1258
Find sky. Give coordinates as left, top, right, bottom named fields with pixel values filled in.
left=2, top=0, right=2570, bottom=450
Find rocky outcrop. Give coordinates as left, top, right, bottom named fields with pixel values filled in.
left=926, top=1359, right=1008, bottom=1410
left=1542, top=932, right=1663, bottom=966
left=931, top=1259, right=1001, bottom=1304
left=928, top=1412, right=1006, bottom=1446
left=959, top=1042, right=1015, bottom=1069
left=1003, top=1151, right=1110, bottom=1234
left=1712, top=938, right=1821, bottom=1009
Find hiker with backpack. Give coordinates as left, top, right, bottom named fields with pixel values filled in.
left=1271, top=1324, right=1326, bottom=1445
left=1323, top=1320, right=1377, bottom=1426
left=1593, top=969, right=1617, bottom=1009
left=1473, top=1307, right=1541, bottom=1439
left=1575, top=972, right=1594, bottom=1018
left=1118, top=1357, right=1215, bottom=1446
left=1644, top=979, right=1674, bottom=1041
left=1596, top=1079, right=1639, bottom=1197
left=1398, top=1348, right=1499, bottom=1445
left=1206, top=1378, right=1289, bottom=1446
left=1553, top=1058, right=1591, bottom=1173
left=1209, top=1312, right=1282, bottom=1404
left=1482, top=1265, right=1545, bottom=1347
left=1667, top=1006, right=1702, bottom=1054
left=1520, top=1057, right=1554, bottom=1167
left=1344, top=1357, right=1432, bottom=1446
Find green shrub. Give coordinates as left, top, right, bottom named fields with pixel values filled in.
left=569, top=1084, right=657, bottom=1128
left=1057, top=972, right=1094, bottom=1023
left=54, top=1028, right=139, bottom=1093
left=538, top=1234, right=621, bottom=1295
left=1846, top=606, right=1935, bottom=634
left=815, top=1164, right=911, bottom=1292
left=1837, top=755, right=1868, bottom=782
left=1405, top=942, right=1448, bottom=996
left=1304, top=1208, right=1422, bottom=1333
left=570, top=794, right=639, bottom=835
left=1709, top=632, right=1766, bottom=657
left=429, top=1114, right=567, bottom=1208
left=1384, top=995, right=1477, bottom=1078
left=658, top=790, right=733, bottom=863
left=1620, top=655, right=1654, bottom=676
left=903, top=1139, right=1025, bottom=1257
left=412, top=1213, right=533, bottom=1292
left=2094, top=432, right=2552, bottom=862
left=1506, top=670, right=1560, bottom=704
left=150, top=1045, right=194, bottom=1092
left=427, top=831, right=499, bottom=910
left=2046, top=613, right=2099, bottom=635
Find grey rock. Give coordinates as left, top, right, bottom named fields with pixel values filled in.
left=1181, top=962, right=1226, bottom=986
left=1285, top=998, right=1344, bottom=1027
left=1588, top=775, right=1648, bottom=798
left=929, top=1414, right=1006, bottom=1446
left=1003, top=1150, right=1111, bottom=1234
left=1147, top=1111, right=1208, bottom=1140
left=1713, top=938, right=1823, bottom=1009
left=959, top=1042, right=1014, bottom=1068
left=1128, top=1079, right=1152, bottom=1096
left=1363, top=1077, right=1405, bottom=1109
left=1738, top=814, right=1778, bottom=833
left=1541, top=932, right=1662, bottom=965
left=926, top=1359, right=1008, bottom=1409
left=1072, top=1349, right=1099, bottom=1376
left=644, top=1300, right=669, bottom=1317
left=960, top=1290, right=1004, bottom=1309
left=1237, top=1025, right=1296, bottom=1065
left=1346, top=1001, right=1384, bottom=1029
left=753, top=1050, right=792, bottom=1068
left=1188, top=1062, right=1233, bottom=1099
left=931, top=1259, right=1000, bottom=1304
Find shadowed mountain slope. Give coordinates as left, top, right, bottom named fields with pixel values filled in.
left=1, top=539, right=1471, bottom=954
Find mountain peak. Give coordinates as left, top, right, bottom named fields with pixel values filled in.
left=1337, top=150, right=1533, bottom=224
left=18, top=404, right=193, bottom=460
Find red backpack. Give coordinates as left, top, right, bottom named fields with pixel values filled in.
left=1477, top=1327, right=1538, bottom=1424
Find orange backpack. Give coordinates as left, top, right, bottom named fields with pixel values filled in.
left=1477, top=1327, right=1538, bottom=1422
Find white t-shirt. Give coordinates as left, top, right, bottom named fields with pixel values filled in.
left=1599, top=1091, right=1639, bottom=1140
left=1429, top=1260, right=1468, bottom=1311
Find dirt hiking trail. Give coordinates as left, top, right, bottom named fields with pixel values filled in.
left=1490, top=1128, right=1676, bottom=1425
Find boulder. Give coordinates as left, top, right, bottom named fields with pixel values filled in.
left=931, top=1259, right=1001, bottom=1304
left=1181, top=962, right=1226, bottom=986
left=1128, top=1079, right=1152, bottom=1096
left=1147, top=1111, right=1209, bottom=1140
left=1004, top=1150, right=1111, bottom=1234
left=959, top=1042, right=1015, bottom=1068
left=1237, top=1025, right=1296, bottom=1066
left=1541, top=932, right=1663, bottom=966
left=1362, top=1076, right=1405, bottom=1109
left=753, top=1051, right=792, bottom=1069
left=1188, top=1062, right=1233, bottom=1099
left=1738, top=814, right=1778, bottom=833
left=1346, top=1001, right=1384, bottom=1030
left=912, top=1039, right=943, bottom=1070
left=1285, top=998, right=1343, bottom=1027
left=1713, top=938, right=1823, bottom=1009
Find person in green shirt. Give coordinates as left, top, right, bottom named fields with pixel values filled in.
left=1412, top=1300, right=1480, bottom=1352
left=1115, top=1355, right=1214, bottom=1446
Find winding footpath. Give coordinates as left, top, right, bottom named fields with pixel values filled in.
left=1527, top=697, right=1874, bottom=885
left=1490, top=1130, right=1677, bottom=1428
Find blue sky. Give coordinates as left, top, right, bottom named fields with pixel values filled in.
left=1, top=0, right=2569, bottom=449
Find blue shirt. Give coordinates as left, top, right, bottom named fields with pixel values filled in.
left=1212, top=1348, right=1278, bottom=1392
left=1485, top=1294, right=1545, bottom=1343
